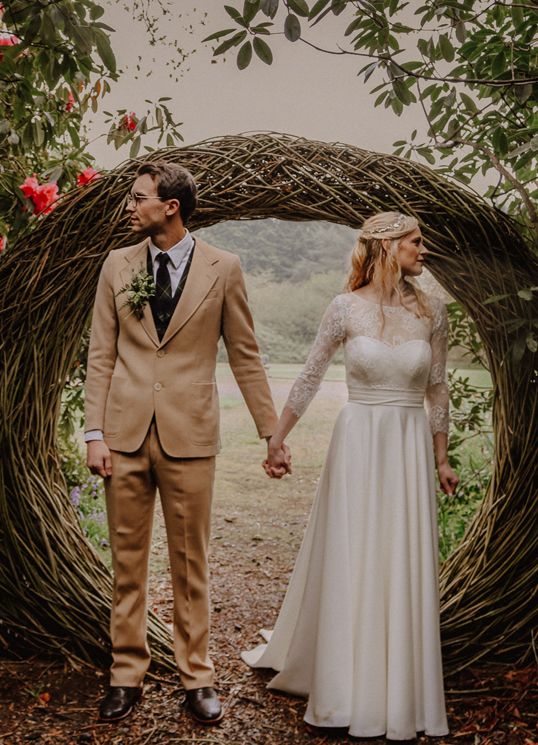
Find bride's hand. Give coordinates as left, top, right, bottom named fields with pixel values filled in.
left=437, top=462, right=459, bottom=495
left=263, top=439, right=292, bottom=479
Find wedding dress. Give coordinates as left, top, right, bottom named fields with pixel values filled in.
left=242, top=292, right=450, bottom=740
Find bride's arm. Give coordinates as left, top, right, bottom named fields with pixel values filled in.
left=425, top=299, right=459, bottom=495
left=265, top=295, right=348, bottom=477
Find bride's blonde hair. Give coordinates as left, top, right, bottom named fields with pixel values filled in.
left=346, top=211, right=431, bottom=318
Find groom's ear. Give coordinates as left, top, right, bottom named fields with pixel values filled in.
left=165, top=198, right=181, bottom=218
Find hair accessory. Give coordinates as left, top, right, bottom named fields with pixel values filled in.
left=372, top=214, right=407, bottom=233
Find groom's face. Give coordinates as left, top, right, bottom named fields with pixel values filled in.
left=126, top=174, right=168, bottom=237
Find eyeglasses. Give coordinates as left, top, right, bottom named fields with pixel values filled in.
left=126, top=193, right=167, bottom=206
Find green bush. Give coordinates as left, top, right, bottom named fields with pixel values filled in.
left=58, top=436, right=109, bottom=564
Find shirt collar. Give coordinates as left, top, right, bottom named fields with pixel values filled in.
left=149, top=230, right=193, bottom=270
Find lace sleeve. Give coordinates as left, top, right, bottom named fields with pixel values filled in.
left=285, top=295, right=348, bottom=418
left=425, top=298, right=449, bottom=435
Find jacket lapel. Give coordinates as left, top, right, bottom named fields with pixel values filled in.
left=160, top=239, right=218, bottom=347
left=119, top=238, right=160, bottom=347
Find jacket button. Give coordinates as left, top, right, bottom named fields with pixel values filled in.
left=154, top=383, right=162, bottom=391
left=157, top=350, right=166, bottom=357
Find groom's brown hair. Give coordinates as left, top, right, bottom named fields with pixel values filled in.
left=137, top=161, right=198, bottom=224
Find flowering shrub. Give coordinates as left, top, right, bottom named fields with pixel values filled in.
left=65, top=90, right=76, bottom=112
left=19, top=175, right=59, bottom=215
left=77, top=167, right=100, bottom=186
left=121, top=112, right=137, bottom=132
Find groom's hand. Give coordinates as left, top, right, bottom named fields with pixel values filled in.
left=87, top=440, right=112, bottom=479
left=263, top=439, right=292, bottom=479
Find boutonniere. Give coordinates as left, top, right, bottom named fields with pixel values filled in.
left=117, top=268, right=155, bottom=319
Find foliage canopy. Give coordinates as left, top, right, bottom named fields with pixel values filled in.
left=205, top=0, right=537, bottom=234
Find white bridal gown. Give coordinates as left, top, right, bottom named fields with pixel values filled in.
left=242, top=292, right=450, bottom=740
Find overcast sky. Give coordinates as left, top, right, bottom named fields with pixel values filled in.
left=87, top=1, right=422, bottom=168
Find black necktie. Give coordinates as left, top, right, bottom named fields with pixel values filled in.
left=155, top=252, right=173, bottom=338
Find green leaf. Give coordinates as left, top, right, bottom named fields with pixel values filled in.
left=261, top=0, right=279, bottom=17
left=94, top=28, right=117, bottom=74
left=90, top=5, right=105, bottom=20
left=460, top=92, right=478, bottom=113
left=393, top=79, right=412, bottom=105
left=515, top=83, right=533, bottom=104
left=202, top=28, right=236, bottom=43
left=253, top=36, right=273, bottom=64
left=288, top=0, right=309, bottom=17
left=214, top=30, right=248, bottom=55
left=455, top=20, right=466, bottom=43
left=237, top=40, right=253, bottom=69
left=511, top=5, right=524, bottom=27
left=492, top=50, right=506, bottom=78
left=439, top=34, right=454, bottom=62
left=243, top=0, right=260, bottom=24
left=130, top=137, right=141, bottom=159
left=492, top=127, right=509, bottom=156
left=331, top=0, right=346, bottom=15
left=309, top=0, right=330, bottom=19
left=284, top=14, right=301, bottom=42
left=224, top=5, right=245, bottom=23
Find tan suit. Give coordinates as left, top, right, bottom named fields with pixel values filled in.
left=85, top=236, right=277, bottom=687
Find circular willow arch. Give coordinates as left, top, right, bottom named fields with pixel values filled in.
left=0, top=133, right=536, bottom=672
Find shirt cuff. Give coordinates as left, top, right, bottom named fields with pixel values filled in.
left=84, top=430, right=104, bottom=442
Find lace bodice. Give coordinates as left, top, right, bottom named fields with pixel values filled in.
left=286, top=293, right=449, bottom=434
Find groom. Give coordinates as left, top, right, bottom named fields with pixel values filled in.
left=85, top=161, right=289, bottom=723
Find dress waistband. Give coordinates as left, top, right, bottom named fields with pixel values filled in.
left=347, top=385, right=424, bottom=407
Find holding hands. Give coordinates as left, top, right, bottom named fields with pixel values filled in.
left=263, top=437, right=292, bottom=479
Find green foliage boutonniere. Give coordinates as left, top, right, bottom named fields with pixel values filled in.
left=117, top=269, right=155, bottom=319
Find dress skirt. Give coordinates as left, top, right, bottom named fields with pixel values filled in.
left=242, top=400, right=449, bottom=740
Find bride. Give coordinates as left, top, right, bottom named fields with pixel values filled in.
left=243, top=212, right=459, bottom=740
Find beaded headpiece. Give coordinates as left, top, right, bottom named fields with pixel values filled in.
left=358, top=213, right=411, bottom=241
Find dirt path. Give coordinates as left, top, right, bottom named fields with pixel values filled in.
left=1, top=373, right=535, bottom=743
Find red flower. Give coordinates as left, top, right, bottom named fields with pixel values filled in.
left=19, top=175, right=40, bottom=199
left=77, top=167, right=100, bottom=186
left=0, top=32, right=21, bottom=46
left=0, top=236, right=5, bottom=254
left=65, top=90, right=76, bottom=112
left=38, top=692, right=51, bottom=704
left=121, top=112, right=137, bottom=132
left=19, top=175, right=59, bottom=215
left=0, top=33, right=20, bottom=62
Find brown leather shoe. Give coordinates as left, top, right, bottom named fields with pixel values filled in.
left=98, top=686, right=142, bottom=721
left=185, top=687, right=223, bottom=724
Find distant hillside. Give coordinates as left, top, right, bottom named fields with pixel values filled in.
left=197, top=219, right=356, bottom=282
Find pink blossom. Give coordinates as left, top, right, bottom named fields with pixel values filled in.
left=77, top=167, right=100, bottom=186
left=19, top=175, right=59, bottom=215
left=0, top=33, right=21, bottom=46
left=0, top=33, right=20, bottom=62
left=121, top=112, right=137, bottom=132
left=0, top=235, right=5, bottom=254
left=65, top=90, right=76, bottom=112
left=19, top=175, right=40, bottom=199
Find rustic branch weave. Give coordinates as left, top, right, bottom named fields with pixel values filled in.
left=0, top=133, right=536, bottom=671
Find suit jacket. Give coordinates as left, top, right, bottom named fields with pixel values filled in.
left=84, top=236, right=277, bottom=457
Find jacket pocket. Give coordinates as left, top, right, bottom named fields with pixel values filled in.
left=189, top=382, right=219, bottom=445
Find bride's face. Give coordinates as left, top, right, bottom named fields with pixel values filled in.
left=395, top=227, right=428, bottom=277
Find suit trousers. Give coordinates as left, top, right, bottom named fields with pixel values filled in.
left=104, top=421, right=216, bottom=689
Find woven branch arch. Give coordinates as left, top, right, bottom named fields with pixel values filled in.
left=0, top=133, right=536, bottom=671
